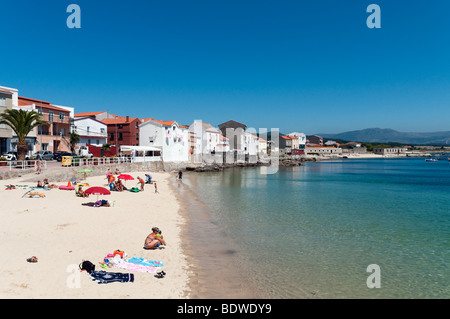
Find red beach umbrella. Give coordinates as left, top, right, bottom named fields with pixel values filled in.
left=117, top=174, right=134, bottom=180
left=85, top=186, right=111, bottom=201
left=117, top=174, right=134, bottom=186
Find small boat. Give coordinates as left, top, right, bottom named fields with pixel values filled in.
left=425, top=158, right=438, bottom=162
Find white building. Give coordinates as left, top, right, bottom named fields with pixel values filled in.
left=189, top=120, right=229, bottom=154
left=72, top=117, right=108, bottom=146
left=139, top=118, right=189, bottom=162
left=288, top=132, right=306, bottom=150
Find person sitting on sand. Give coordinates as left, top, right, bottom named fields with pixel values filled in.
left=36, top=180, right=43, bottom=188
left=144, top=227, right=166, bottom=249
left=43, top=178, right=58, bottom=189
left=115, top=168, right=120, bottom=175
left=77, top=185, right=89, bottom=198
left=145, top=174, right=152, bottom=184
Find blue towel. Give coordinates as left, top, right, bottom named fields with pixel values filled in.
left=126, top=257, right=164, bottom=267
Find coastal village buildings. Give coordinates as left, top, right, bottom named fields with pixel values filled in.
left=18, top=96, right=73, bottom=154
left=218, top=120, right=247, bottom=153
left=139, top=118, right=189, bottom=162
left=373, top=147, right=407, bottom=155
left=75, top=112, right=141, bottom=154
left=72, top=116, right=108, bottom=146
left=304, top=146, right=342, bottom=155
left=308, top=135, right=323, bottom=146
left=102, top=115, right=141, bottom=152
left=0, top=86, right=18, bottom=154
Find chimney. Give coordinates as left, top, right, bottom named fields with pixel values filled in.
left=126, top=116, right=129, bottom=122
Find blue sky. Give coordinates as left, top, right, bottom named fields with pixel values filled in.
left=1, top=0, right=449, bottom=134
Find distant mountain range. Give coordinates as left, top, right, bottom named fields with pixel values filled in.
left=317, top=128, right=450, bottom=145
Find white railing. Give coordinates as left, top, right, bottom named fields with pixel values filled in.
left=65, top=156, right=161, bottom=167
left=0, top=160, right=47, bottom=171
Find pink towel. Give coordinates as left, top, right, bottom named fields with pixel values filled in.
left=113, top=260, right=158, bottom=273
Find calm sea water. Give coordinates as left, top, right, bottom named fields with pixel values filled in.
left=182, top=157, right=450, bottom=298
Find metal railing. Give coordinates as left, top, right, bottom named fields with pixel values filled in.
left=0, top=160, right=47, bottom=171
left=63, top=156, right=161, bottom=167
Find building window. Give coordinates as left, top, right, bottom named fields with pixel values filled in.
left=48, top=111, right=54, bottom=122
left=87, top=126, right=90, bottom=133
left=118, top=132, right=123, bottom=141
left=60, top=127, right=66, bottom=136
left=59, top=113, right=65, bottom=121
left=0, top=97, right=6, bottom=106
left=118, top=124, right=123, bottom=129
left=100, top=128, right=105, bottom=134
left=110, top=133, right=114, bottom=141
left=136, top=133, right=139, bottom=140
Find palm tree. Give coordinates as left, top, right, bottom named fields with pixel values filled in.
left=0, top=109, right=48, bottom=161
left=68, top=131, right=80, bottom=153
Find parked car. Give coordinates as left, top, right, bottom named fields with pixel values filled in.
left=56, top=151, right=76, bottom=162
left=33, top=150, right=54, bottom=161
left=1, top=152, right=17, bottom=161
left=78, top=146, right=94, bottom=158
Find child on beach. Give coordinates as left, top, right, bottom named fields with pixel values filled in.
left=154, top=182, right=158, bottom=194
left=36, top=160, right=42, bottom=174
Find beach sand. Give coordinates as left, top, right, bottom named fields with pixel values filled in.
left=0, top=170, right=191, bottom=298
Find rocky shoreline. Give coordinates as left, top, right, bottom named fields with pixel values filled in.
left=185, top=155, right=321, bottom=172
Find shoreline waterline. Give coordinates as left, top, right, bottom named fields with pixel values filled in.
left=171, top=174, right=272, bottom=299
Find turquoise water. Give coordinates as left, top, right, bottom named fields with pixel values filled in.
left=183, top=158, right=450, bottom=298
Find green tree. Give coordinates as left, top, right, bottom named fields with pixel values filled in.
left=68, top=131, right=80, bottom=153
left=0, top=109, right=48, bottom=161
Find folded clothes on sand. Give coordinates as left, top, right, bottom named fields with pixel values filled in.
left=88, top=270, right=134, bottom=284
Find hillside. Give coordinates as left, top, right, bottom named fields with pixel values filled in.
left=318, top=128, right=450, bottom=145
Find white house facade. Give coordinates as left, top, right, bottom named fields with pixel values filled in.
left=139, top=119, right=189, bottom=162
left=73, top=117, right=108, bottom=146
left=288, top=132, right=306, bottom=150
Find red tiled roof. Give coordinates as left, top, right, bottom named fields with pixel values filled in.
left=18, top=96, right=70, bottom=113
left=18, top=96, right=51, bottom=106
left=75, top=111, right=105, bottom=117
left=142, top=118, right=178, bottom=127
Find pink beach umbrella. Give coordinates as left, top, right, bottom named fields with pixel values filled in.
left=117, top=174, right=134, bottom=186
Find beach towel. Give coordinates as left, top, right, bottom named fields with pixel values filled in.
left=88, top=270, right=134, bottom=284
left=113, top=259, right=158, bottom=273
left=125, top=257, right=164, bottom=268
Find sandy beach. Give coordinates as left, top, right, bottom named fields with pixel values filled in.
left=0, top=170, right=191, bottom=298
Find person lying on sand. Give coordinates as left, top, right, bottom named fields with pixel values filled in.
left=43, top=178, right=58, bottom=189
left=144, top=227, right=166, bottom=249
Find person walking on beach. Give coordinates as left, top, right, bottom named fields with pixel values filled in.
left=177, top=170, right=183, bottom=181
left=137, top=176, right=145, bottom=191
left=154, top=182, right=159, bottom=194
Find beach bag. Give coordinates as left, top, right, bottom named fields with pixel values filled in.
left=79, top=260, right=96, bottom=273
left=114, top=250, right=124, bottom=258
left=129, top=187, right=140, bottom=193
